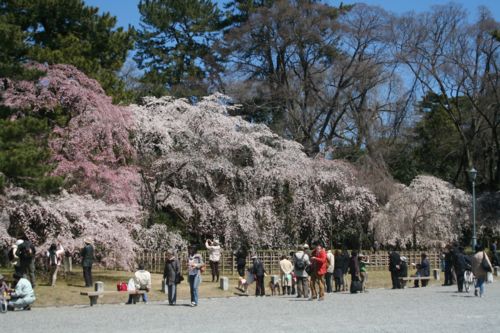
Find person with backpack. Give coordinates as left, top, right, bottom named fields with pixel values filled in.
left=46, top=243, right=65, bottom=287
left=163, top=251, right=180, bottom=305
left=80, top=238, right=94, bottom=287
left=293, top=244, right=311, bottom=298
left=251, top=254, right=266, bottom=296
left=16, top=239, right=36, bottom=288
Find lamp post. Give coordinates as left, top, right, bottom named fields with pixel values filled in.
left=468, top=167, right=477, bottom=250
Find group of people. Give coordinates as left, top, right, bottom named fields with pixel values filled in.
left=1, top=236, right=498, bottom=311
left=236, top=242, right=370, bottom=300
left=389, top=243, right=495, bottom=297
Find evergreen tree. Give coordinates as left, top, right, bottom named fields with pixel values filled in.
left=134, top=0, right=223, bottom=98
left=0, top=0, right=134, bottom=101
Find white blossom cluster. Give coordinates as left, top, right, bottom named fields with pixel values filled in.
left=370, top=175, right=471, bottom=248
left=131, top=94, right=378, bottom=248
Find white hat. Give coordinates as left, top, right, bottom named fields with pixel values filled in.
left=15, top=239, right=24, bottom=246
left=303, top=244, right=309, bottom=249
left=401, top=256, right=407, bottom=262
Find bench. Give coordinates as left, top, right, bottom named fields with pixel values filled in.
left=80, top=290, right=147, bottom=306
left=400, top=276, right=431, bottom=288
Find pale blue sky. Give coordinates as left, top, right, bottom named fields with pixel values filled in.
left=84, top=0, right=500, bottom=29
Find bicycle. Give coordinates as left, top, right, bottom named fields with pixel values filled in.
left=464, top=270, right=475, bottom=293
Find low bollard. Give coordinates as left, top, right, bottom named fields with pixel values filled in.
left=433, top=269, right=440, bottom=280
left=219, top=276, right=229, bottom=291
left=93, top=281, right=104, bottom=306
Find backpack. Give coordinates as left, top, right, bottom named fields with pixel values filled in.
left=295, top=253, right=306, bottom=271
left=20, top=242, right=34, bottom=260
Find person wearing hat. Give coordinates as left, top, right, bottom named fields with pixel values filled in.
left=80, top=238, right=94, bottom=287
left=163, top=251, right=181, bottom=305
left=205, top=239, right=222, bottom=282
left=251, top=254, right=266, bottom=296
left=7, top=273, right=36, bottom=311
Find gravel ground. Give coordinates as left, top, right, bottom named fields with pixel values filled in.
left=2, top=282, right=500, bottom=333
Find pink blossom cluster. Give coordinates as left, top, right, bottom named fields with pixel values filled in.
left=370, top=175, right=471, bottom=248
left=1, top=64, right=140, bottom=205
left=2, top=187, right=142, bottom=270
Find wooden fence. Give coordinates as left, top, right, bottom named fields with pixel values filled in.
left=134, top=250, right=442, bottom=275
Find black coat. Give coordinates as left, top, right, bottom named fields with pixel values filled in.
left=16, top=241, right=36, bottom=264
left=252, top=259, right=265, bottom=276
left=163, top=258, right=180, bottom=285
left=389, top=251, right=400, bottom=272
left=399, top=262, right=408, bottom=277
left=452, top=249, right=467, bottom=272
left=80, top=244, right=94, bottom=267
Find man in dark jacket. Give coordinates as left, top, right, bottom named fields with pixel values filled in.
left=348, top=251, right=360, bottom=293
left=452, top=247, right=467, bottom=292
left=251, top=255, right=265, bottom=296
left=443, top=246, right=454, bottom=286
left=16, top=239, right=36, bottom=288
left=163, top=251, right=180, bottom=305
left=80, top=238, right=94, bottom=287
left=389, top=250, right=401, bottom=289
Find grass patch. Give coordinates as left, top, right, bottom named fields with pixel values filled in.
left=0, top=267, right=445, bottom=307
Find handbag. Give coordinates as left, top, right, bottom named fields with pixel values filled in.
left=481, top=252, right=492, bottom=272
left=175, top=272, right=184, bottom=284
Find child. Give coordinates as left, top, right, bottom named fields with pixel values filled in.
left=0, top=274, right=11, bottom=313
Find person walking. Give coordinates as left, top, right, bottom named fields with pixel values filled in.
left=451, top=246, right=467, bottom=292
left=205, top=239, right=222, bottom=282
left=471, top=244, right=493, bottom=297
left=389, top=250, right=401, bottom=289
left=251, top=254, right=266, bottom=296
left=310, top=242, right=327, bottom=301
left=279, top=255, right=293, bottom=295
left=16, top=239, right=36, bottom=288
left=325, top=249, right=335, bottom=293
left=163, top=251, right=180, bottom=305
left=293, top=245, right=311, bottom=298
left=188, top=245, right=204, bottom=306
left=46, top=243, right=65, bottom=287
left=490, top=241, right=499, bottom=266
left=80, top=238, right=94, bottom=287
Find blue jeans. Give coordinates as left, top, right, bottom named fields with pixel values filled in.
left=167, top=284, right=177, bottom=305
left=475, top=278, right=485, bottom=296
left=189, top=274, right=201, bottom=305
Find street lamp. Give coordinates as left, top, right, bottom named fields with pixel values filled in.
left=468, top=167, right=478, bottom=250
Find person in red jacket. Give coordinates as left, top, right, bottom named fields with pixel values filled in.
left=310, top=241, right=327, bottom=301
